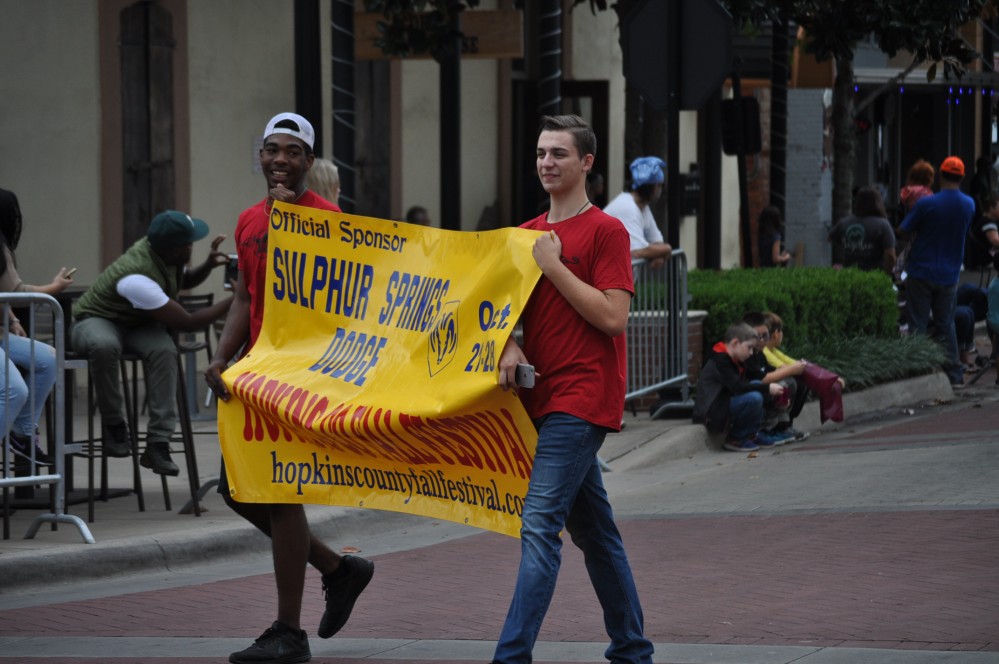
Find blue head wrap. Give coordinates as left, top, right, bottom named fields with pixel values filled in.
left=629, top=156, right=667, bottom=189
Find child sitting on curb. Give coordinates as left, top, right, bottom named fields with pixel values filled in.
left=742, top=312, right=800, bottom=444
left=760, top=310, right=847, bottom=426
left=760, top=312, right=812, bottom=442
left=692, top=322, right=786, bottom=452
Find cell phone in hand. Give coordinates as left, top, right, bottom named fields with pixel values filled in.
left=515, top=363, right=535, bottom=389
left=223, top=254, right=238, bottom=290
left=64, top=267, right=78, bottom=278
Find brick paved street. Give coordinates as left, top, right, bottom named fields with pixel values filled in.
left=1, top=377, right=997, bottom=663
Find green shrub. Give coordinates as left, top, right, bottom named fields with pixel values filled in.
left=785, top=334, right=948, bottom=391
left=689, top=267, right=897, bottom=348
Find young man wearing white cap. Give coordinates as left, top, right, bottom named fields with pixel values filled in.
left=603, top=156, right=673, bottom=268
left=71, top=211, right=233, bottom=475
left=205, top=112, right=374, bottom=664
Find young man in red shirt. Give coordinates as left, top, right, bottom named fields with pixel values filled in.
left=205, top=113, right=373, bottom=664
left=492, top=115, right=654, bottom=664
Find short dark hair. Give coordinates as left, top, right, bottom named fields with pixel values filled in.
left=763, top=311, right=783, bottom=334
left=742, top=311, right=767, bottom=328
left=758, top=206, right=782, bottom=234
left=0, top=188, right=22, bottom=251
left=538, top=114, right=596, bottom=160
left=633, top=182, right=660, bottom=203
left=405, top=206, right=428, bottom=224
left=906, top=159, right=935, bottom=187
left=725, top=322, right=758, bottom=344
left=0, top=188, right=22, bottom=280
left=941, top=171, right=963, bottom=184
left=854, top=186, right=887, bottom=218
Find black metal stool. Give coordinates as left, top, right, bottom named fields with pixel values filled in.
left=118, top=349, right=204, bottom=515
left=63, top=351, right=143, bottom=523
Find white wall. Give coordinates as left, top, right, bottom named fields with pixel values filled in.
left=399, top=57, right=499, bottom=231
left=0, top=1, right=749, bottom=287
left=400, top=59, right=442, bottom=226
left=461, top=60, right=500, bottom=229
left=0, top=1, right=102, bottom=286
left=187, top=0, right=297, bottom=260
left=571, top=6, right=626, bottom=195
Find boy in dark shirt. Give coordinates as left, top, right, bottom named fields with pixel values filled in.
left=692, top=322, right=785, bottom=451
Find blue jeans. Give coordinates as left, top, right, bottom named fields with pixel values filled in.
left=954, top=305, right=974, bottom=352
left=493, top=413, right=653, bottom=664
left=729, top=386, right=764, bottom=440
left=0, top=334, right=57, bottom=437
left=906, top=277, right=961, bottom=383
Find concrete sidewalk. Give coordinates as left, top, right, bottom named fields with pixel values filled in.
left=0, top=366, right=999, bottom=664
left=0, top=368, right=966, bottom=588
left=1, top=365, right=997, bottom=664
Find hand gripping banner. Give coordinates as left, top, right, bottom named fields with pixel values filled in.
left=217, top=202, right=544, bottom=537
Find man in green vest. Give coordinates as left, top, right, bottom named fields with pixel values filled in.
left=72, top=210, right=233, bottom=476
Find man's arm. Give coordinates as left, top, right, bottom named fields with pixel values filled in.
left=882, top=247, right=897, bottom=275
left=143, top=295, right=233, bottom=333
left=898, top=205, right=921, bottom=240
left=631, top=242, right=672, bottom=262
left=204, top=271, right=251, bottom=401
left=881, top=221, right=897, bottom=275
left=770, top=239, right=792, bottom=266
left=533, top=232, right=630, bottom=337
left=761, top=360, right=806, bottom=383
left=181, top=235, right=229, bottom=289
left=716, top=355, right=784, bottom=396
left=827, top=219, right=844, bottom=243
left=496, top=336, right=529, bottom=392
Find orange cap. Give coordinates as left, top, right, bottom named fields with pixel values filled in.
left=940, top=156, right=965, bottom=176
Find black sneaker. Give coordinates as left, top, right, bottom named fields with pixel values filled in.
left=9, top=432, right=52, bottom=465
left=229, top=621, right=311, bottom=664
left=317, top=555, right=374, bottom=638
left=140, top=441, right=179, bottom=476
left=102, top=421, right=131, bottom=458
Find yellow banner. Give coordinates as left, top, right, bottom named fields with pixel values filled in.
left=217, top=202, right=543, bottom=537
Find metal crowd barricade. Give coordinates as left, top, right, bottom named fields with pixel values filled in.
left=626, top=249, right=691, bottom=412
left=0, top=292, right=94, bottom=543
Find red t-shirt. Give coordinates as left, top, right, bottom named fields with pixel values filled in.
left=234, top=190, right=340, bottom=349
left=518, top=206, right=634, bottom=431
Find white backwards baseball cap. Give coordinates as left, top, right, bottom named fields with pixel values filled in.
left=263, top=112, right=315, bottom=149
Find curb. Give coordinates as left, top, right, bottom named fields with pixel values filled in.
left=793, top=370, right=954, bottom=432
left=0, top=505, right=416, bottom=592
left=0, top=372, right=956, bottom=591
left=613, top=371, right=955, bottom=469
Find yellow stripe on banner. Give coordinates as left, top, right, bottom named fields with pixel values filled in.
left=217, top=202, right=544, bottom=537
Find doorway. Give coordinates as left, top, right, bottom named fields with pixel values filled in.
left=120, top=1, right=177, bottom=249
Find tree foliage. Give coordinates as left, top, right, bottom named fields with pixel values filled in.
left=371, top=1, right=993, bottom=235
left=364, top=0, right=480, bottom=61
left=767, top=0, right=991, bottom=224
left=577, top=0, right=994, bottom=227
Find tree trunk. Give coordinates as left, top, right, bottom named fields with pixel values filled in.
left=830, top=53, right=855, bottom=230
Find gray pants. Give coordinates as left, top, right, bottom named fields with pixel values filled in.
left=70, top=317, right=178, bottom=443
